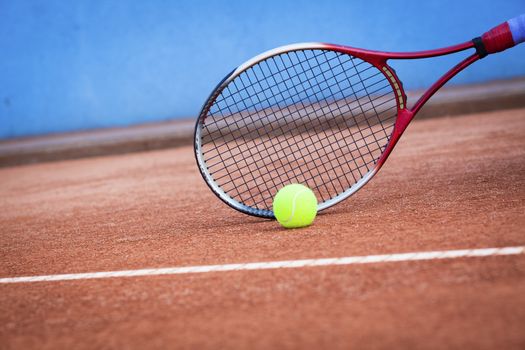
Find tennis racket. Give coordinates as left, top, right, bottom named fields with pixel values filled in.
left=194, top=15, right=525, bottom=218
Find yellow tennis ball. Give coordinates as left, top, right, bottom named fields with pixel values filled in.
left=273, top=184, right=318, bottom=228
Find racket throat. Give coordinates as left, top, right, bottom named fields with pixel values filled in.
left=374, top=109, right=413, bottom=170
left=393, top=109, right=414, bottom=139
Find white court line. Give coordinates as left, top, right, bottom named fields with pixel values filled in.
left=0, top=246, right=523, bottom=284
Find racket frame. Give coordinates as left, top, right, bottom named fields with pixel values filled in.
left=194, top=41, right=479, bottom=218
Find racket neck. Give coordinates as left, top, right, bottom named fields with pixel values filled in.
left=372, top=108, right=412, bottom=173
left=409, top=53, right=479, bottom=115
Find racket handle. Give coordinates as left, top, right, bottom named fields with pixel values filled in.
left=474, top=14, right=525, bottom=57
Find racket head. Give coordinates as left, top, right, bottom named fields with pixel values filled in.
left=194, top=43, right=406, bottom=218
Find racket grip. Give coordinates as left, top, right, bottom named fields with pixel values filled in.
left=476, top=14, right=525, bottom=56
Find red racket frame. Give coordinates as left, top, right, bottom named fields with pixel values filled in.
left=194, top=15, right=524, bottom=218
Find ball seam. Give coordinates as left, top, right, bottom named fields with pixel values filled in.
left=281, top=189, right=309, bottom=224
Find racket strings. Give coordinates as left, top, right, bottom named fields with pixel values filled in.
left=237, top=130, right=394, bottom=209
left=233, top=120, right=395, bottom=208
left=199, top=49, right=397, bottom=211
left=203, top=92, right=396, bottom=167
left=202, top=65, right=384, bottom=140
left=206, top=51, right=363, bottom=120
left=212, top=110, right=396, bottom=189
left=205, top=51, right=388, bottom=204
left=204, top=85, right=395, bottom=153
left=207, top=55, right=382, bottom=201
left=203, top=98, right=397, bottom=169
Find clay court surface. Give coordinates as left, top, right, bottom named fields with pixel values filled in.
left=1, top=108, right=524, bottom=349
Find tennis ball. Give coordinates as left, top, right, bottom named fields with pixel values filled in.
left=273, top=184, right=318, bottom=228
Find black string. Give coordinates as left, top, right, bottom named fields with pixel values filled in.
left=200, top=49, right=397, bottom=211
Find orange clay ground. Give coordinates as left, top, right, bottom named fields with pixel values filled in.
left=0, top=108, right=524, bottom=349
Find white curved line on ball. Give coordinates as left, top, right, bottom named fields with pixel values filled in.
left=281, top=189, right=308, bottom=223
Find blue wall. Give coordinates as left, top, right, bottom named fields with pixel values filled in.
left=1, top=0, right=524, bottom=139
